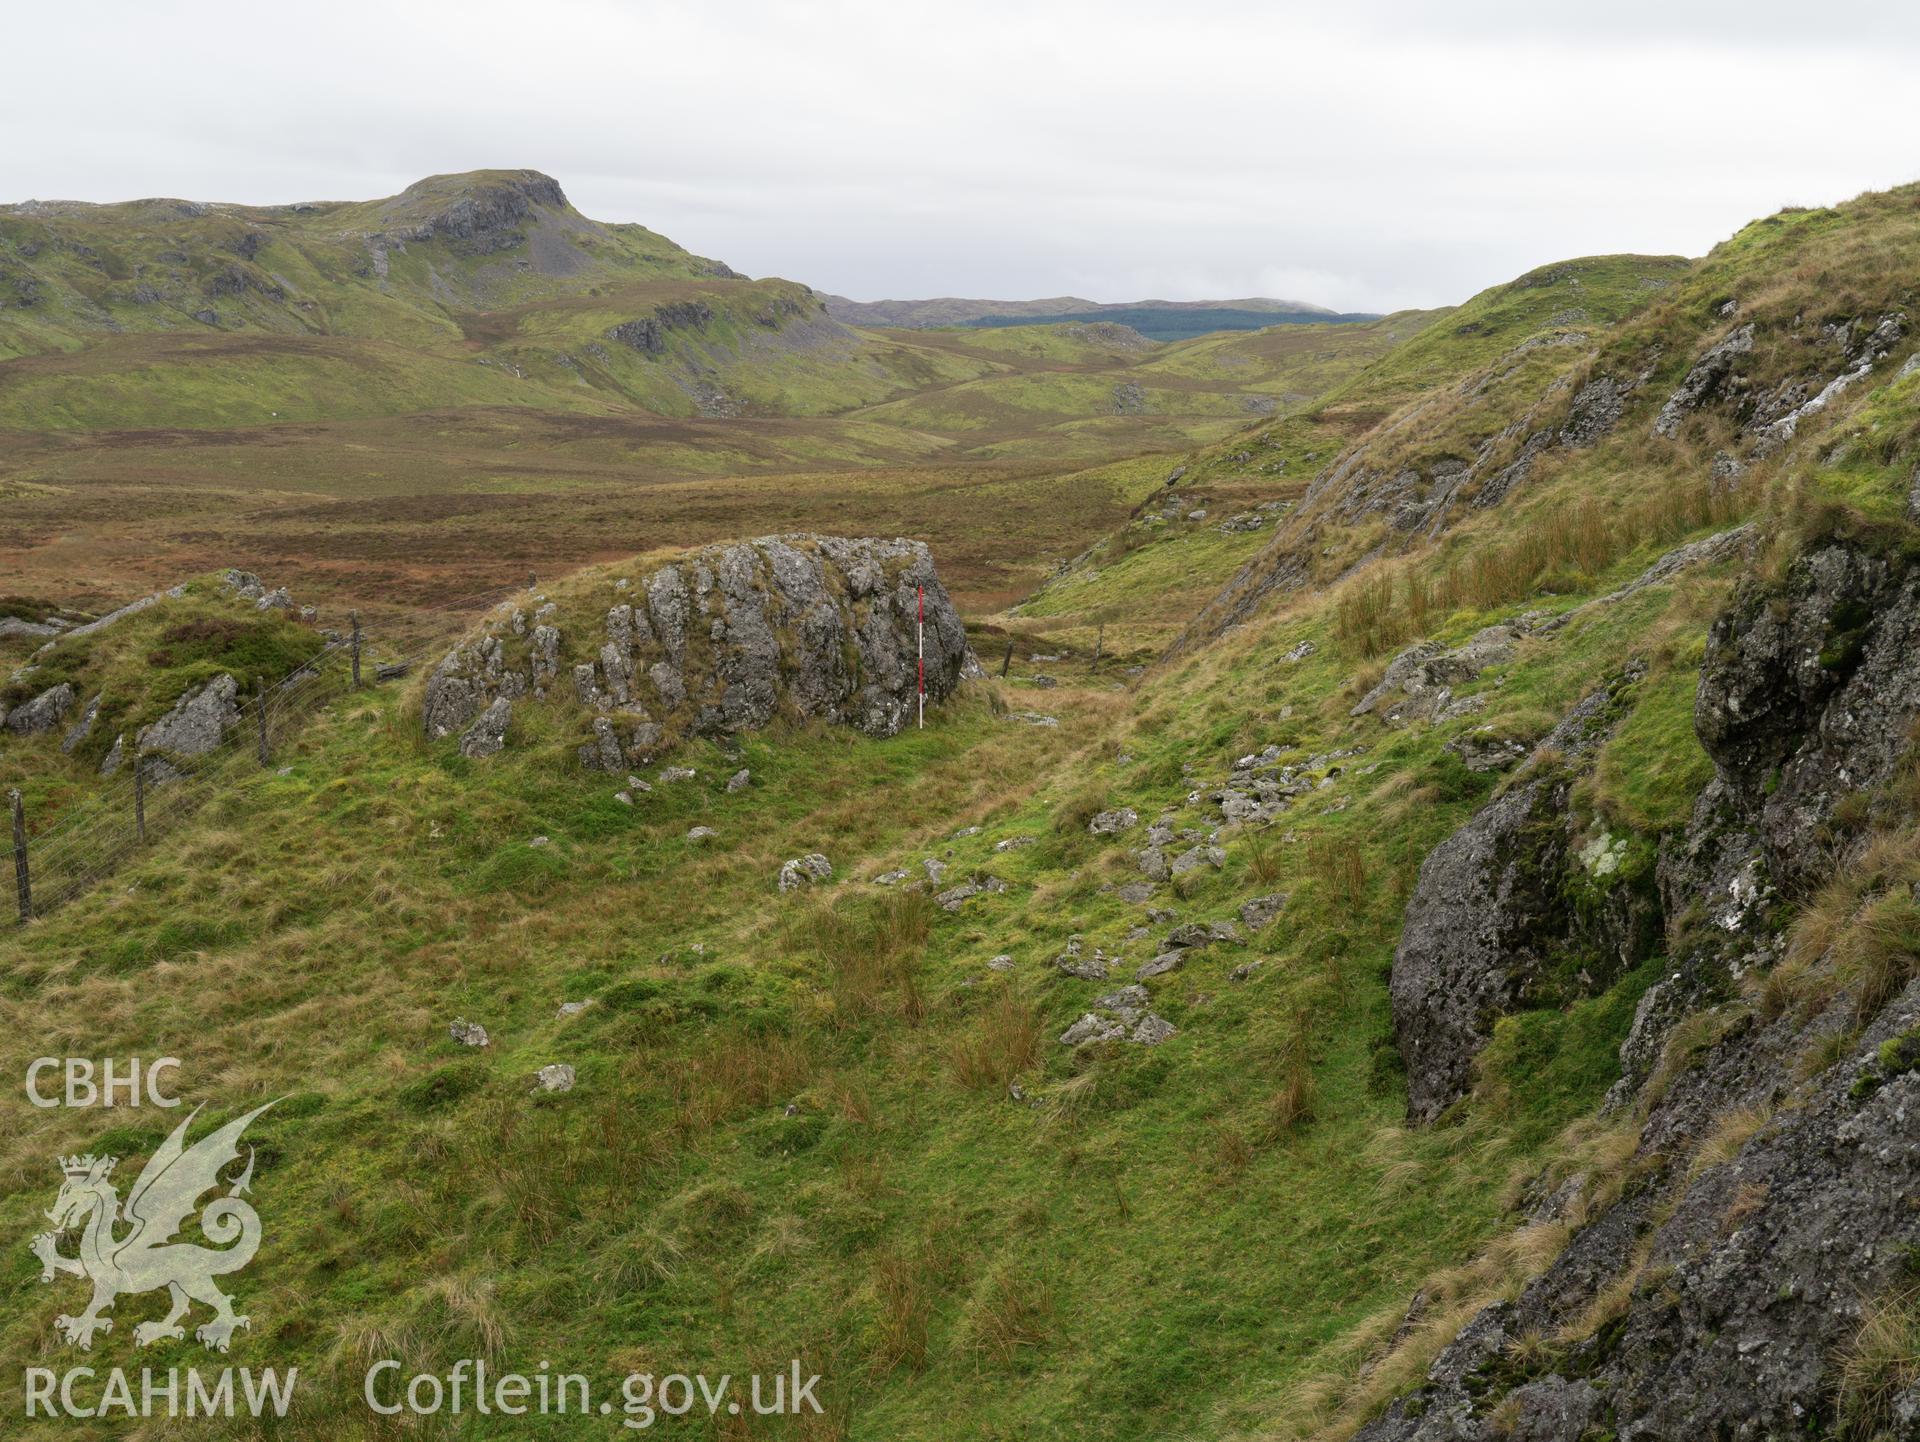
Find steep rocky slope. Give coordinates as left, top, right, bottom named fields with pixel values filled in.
left=1359, top=524, right=1920, bottom=1439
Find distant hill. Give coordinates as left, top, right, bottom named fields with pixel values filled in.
left=0, top=169, right=1017, bottom=425
left=821, top=293, right=1377, bottom=338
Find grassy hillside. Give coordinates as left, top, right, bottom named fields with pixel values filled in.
left=5, top=182, right=1919, bottom=1441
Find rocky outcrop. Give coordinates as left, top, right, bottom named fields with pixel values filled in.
left=137, top=674, right=242, bottom=761
left=1358, top=980, right=1920, bottom=1442
left=1652, top=323, right=1754, bottom=438
left=4, top=682, right=75, bottom=736
left=376, top=170, right=567, bottom=257
left=423, top=535, right=971, bottom=770
left=607, top=301, right=715, bottom=354
left=1350, top=622, right=1527, bottom=727
left=460, top=697, right=512, bottom=759
left=1362, top=531, right=1920, bottom=1437
left=1391, top=670, right=1659, bottom=1123
left=1683, top=537, right=1920, bottom=898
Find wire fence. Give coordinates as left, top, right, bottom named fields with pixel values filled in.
left=6, top=576, right=536, bottom=925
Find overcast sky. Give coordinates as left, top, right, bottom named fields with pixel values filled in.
left=8, top=0, right=1920, bottom=313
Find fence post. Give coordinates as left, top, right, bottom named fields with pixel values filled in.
left=1000, top=639, right=1014, bottom=678
left=349, top=610, right=362, bottom=690
left=9, top=789, right=27, bottom=926
left=1092, top=623, right=1104, bottom=671
left=527, top=570, right=537, bottom=591
left=255, top=677, right=271, bottom=767
left=134, top=755, right=147, bottom=846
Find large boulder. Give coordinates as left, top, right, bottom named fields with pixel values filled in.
left=424, top=536, right=973, bottom=769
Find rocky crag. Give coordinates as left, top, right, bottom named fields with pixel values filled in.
left=422, top=535, right=973, bottom=769
left=1363, top=525, right=1920, bottom=1438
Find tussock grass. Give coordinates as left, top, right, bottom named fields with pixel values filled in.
left=1836, top=1287, right=1920, bottom=1440
left=947, top=990, right=1044, bottom=1090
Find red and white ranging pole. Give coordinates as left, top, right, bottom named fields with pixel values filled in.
left=917, top=584, right=925, bottom=729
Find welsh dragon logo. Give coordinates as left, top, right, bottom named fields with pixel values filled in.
left=29, top=1101, right=274, bottom=1352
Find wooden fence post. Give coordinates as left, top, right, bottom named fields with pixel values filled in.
left=9, top=789, right=27, bottom=926
left=255, top=677, right=271, bottom=767
left=1092, top=623, right=1104, bottom=671
left=133, top=755, right=147, bottom=846
left=349, top=610, right=362, bottom=690
left=1000, top=639, right=1014, bottom=678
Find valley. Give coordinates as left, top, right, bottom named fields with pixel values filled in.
left=2, top=164, right=1919, bottom=1442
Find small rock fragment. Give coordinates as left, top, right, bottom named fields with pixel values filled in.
left=449, top=1019, right=490, bottom=1048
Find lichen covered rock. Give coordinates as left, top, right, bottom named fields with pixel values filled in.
left=1391, top=671, right=1659, bottom=1122
left=424, top=535, right=972, bottom=769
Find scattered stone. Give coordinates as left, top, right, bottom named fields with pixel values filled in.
left=449, top=1019, right=490, bottom=1048
left=1446, top=731, right=1531, bottom=773
left=873, top=868, right=909, bottom=886
left=726, top=768, right=752, bottom=792
left=1283, top=641, right=1316, bottom=663
left=1170, top=845, right=1226, bottom=875
left=1130, top=1015, right=1176, bottom=1045
left=659, top=766, right=696, bottom=783
left=986, top=955, right=1015, bottom=972
left=1011, top=712, right=1059, bottom=727
left=529, top=836, right=550, bottom=848
left=627, top=774, right=651, bottom=792
left=1229, top=961, right=1262, bottom=982
left=1029, top=674, right=1058, bottom=689
left=1056, top=951, right=1111, bottom=982
left=935, top=876, right=1009, bottom=911
left=1239, top=894, right=1288, bottom=930
left=614, top=791, right=634, bottom=806
left=1115, top=881, right=1156, bottom=904
left=951, top=825, right=981, bottom=838
left=1060, top=1013, right=1126, bottom=1047
left=557, top=1001, right=593, bottom=1018
left=1088, top=807, right=1139, bottom=837
left=1095, top=984, right=1151, bottom=1020
left=1135, top=952, right=1184, bottom=980
left=532, top=1063, right=575, bottom=1094
left=993, top=835, right=1036, bottom=852
left=923, top=858, right=948, bottom=884
left=1165, top=920, right=1238, bottom=949
left=687, top=825, right=718, bottom=842
left=777, top=853, right=833, bottom=892
left=1138, top=847, right=1170, bottom=882
left=255, top=587, right=292, bottom=612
